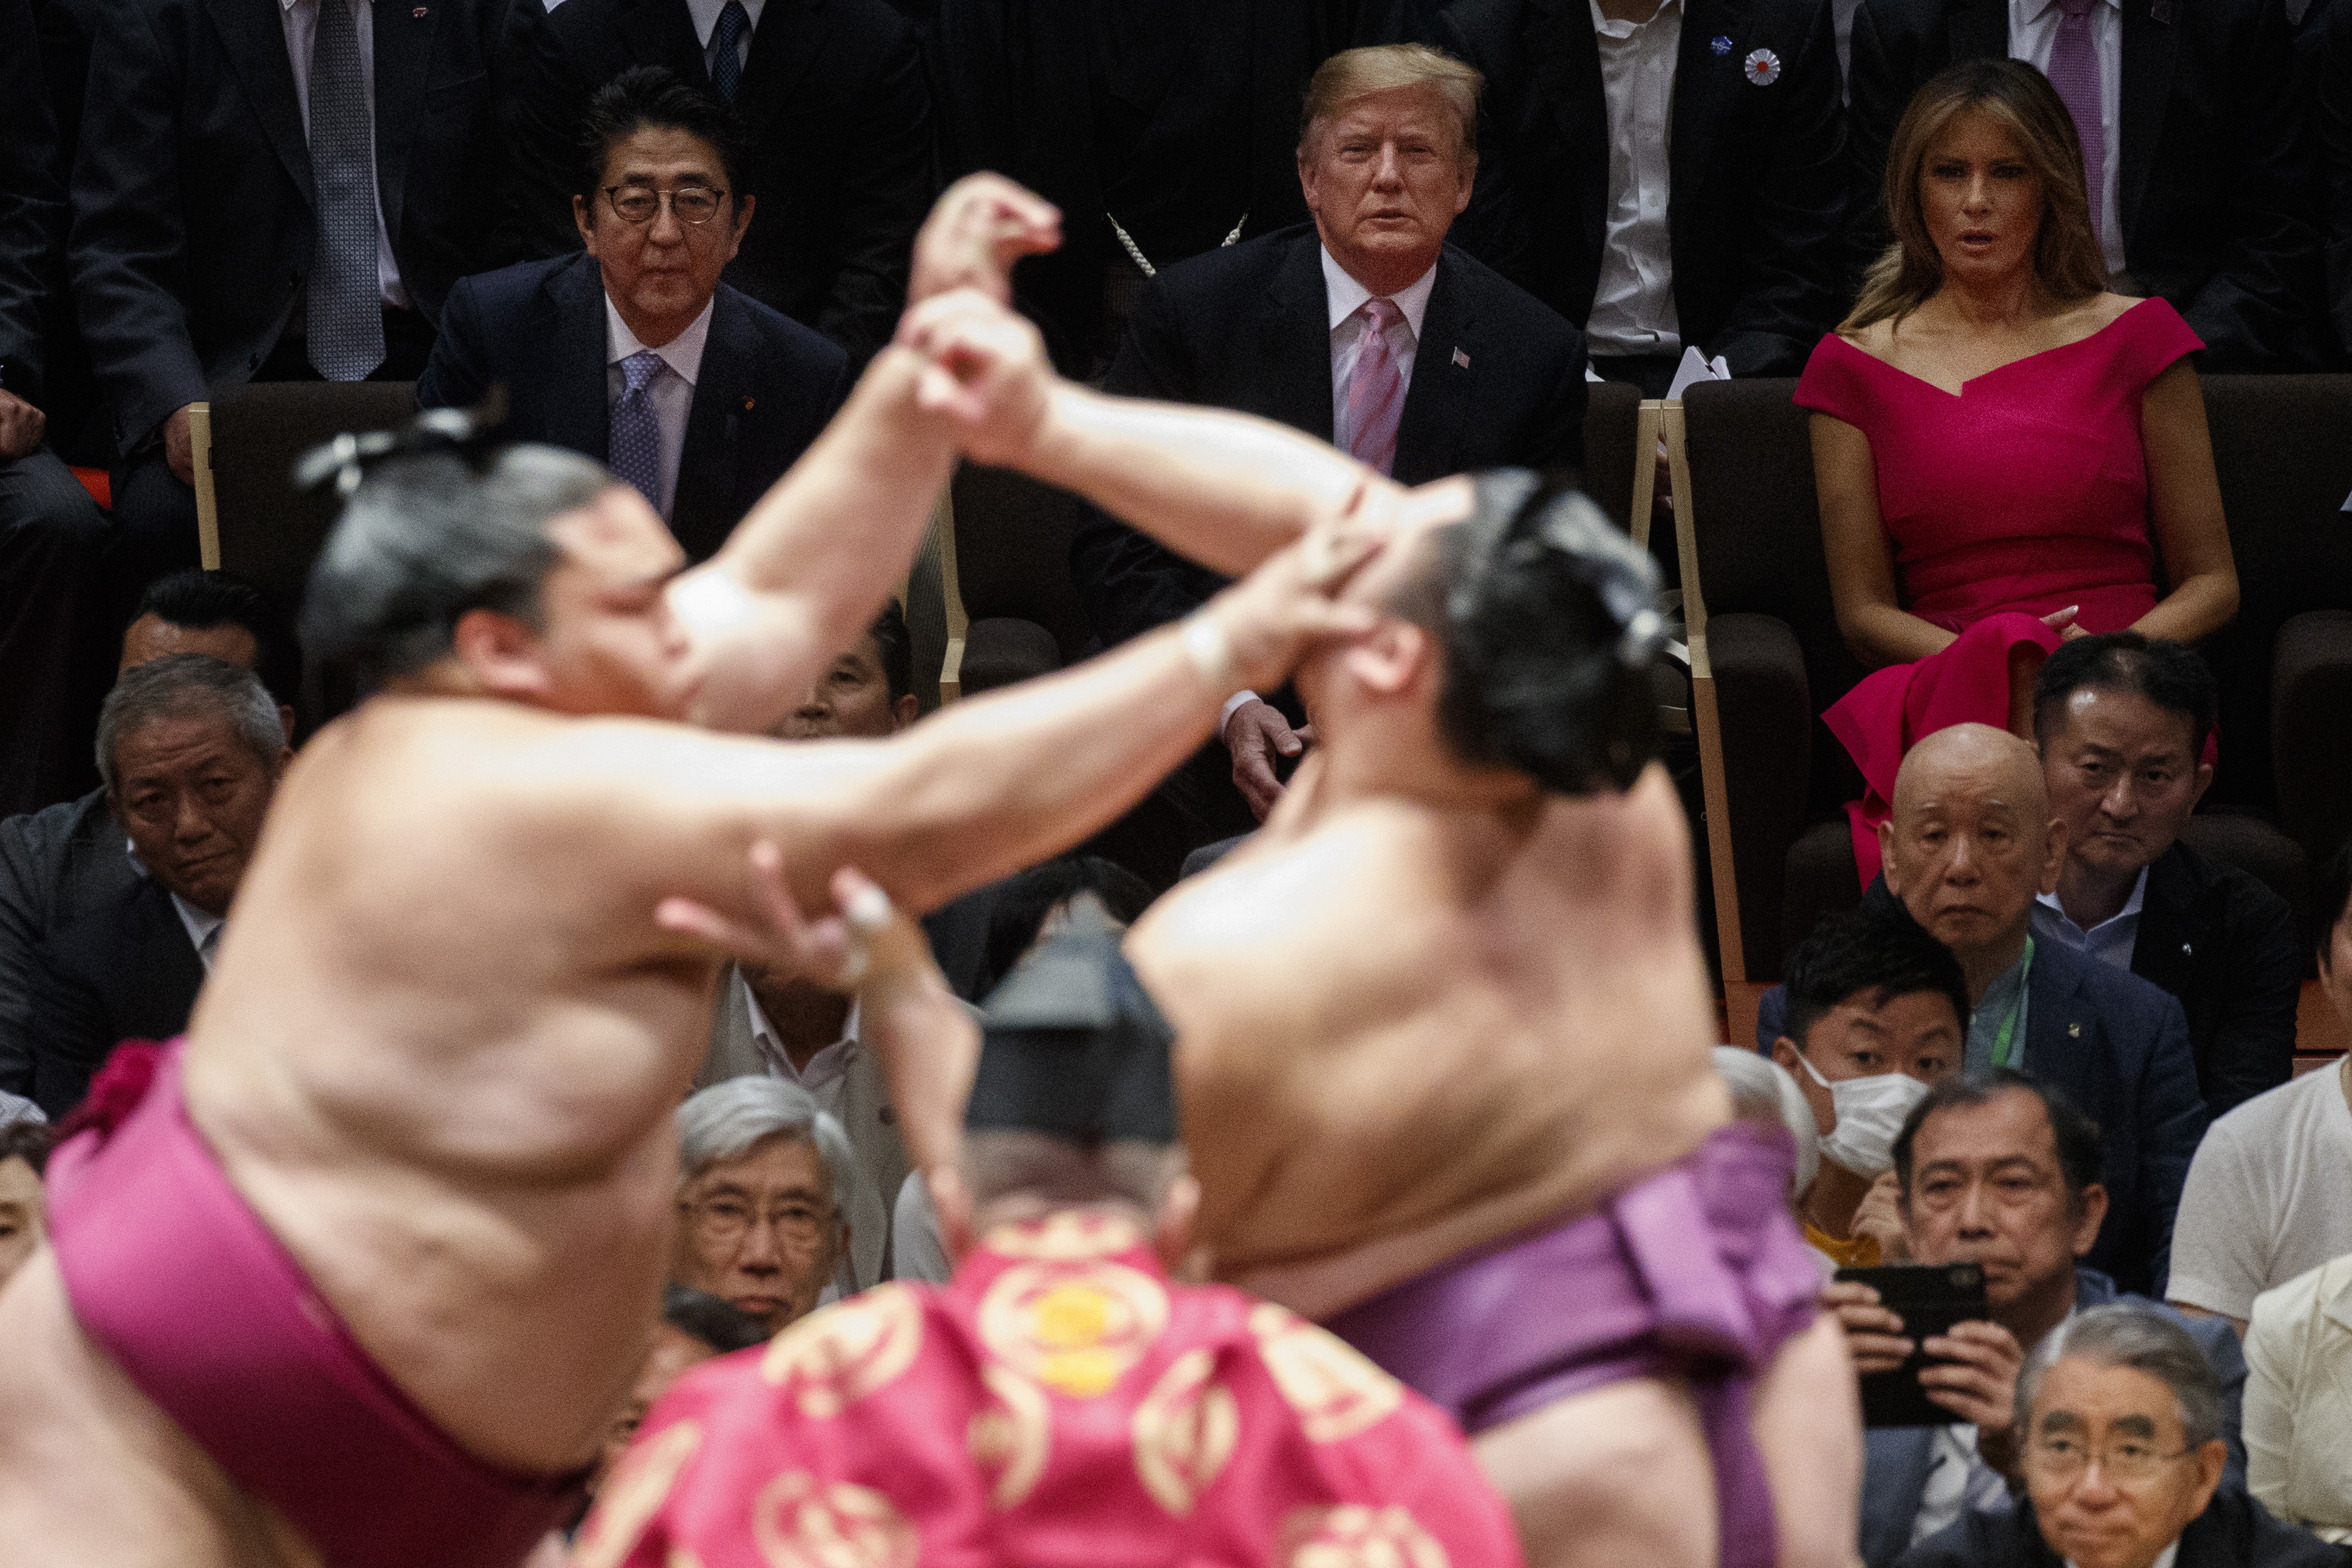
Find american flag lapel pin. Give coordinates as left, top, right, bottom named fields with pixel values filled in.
left=1452, top=346, right=1471, bottom=370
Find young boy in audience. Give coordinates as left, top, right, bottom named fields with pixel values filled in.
left=1769, top=902, right=1968, bottom=1267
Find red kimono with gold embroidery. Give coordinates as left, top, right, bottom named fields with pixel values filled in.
left=577, top=1213, right=1524, bottom=1568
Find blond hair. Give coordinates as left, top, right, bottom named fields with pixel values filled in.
left=1844, top=58, right=2110, bottom=334
left=1299, top=44, right=1482, bottom=158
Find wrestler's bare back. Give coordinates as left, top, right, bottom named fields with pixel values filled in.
left=1131, top=761, right=1731, bottom=1314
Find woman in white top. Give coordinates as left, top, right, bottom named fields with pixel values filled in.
left=2245, top=1252, right=2352, bottom=1543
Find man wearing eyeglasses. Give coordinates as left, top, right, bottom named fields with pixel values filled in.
left=1827, top=1070, right=2248, bottom=1568
left=671, top=1078, right=866, bottom=1333
left=1894, top=1302, right=2336, bottom=1568
left=419, top=64, right=849, bottom=562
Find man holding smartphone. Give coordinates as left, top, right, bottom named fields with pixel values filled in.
left=1826, top=1070, right=2247, bottom=1568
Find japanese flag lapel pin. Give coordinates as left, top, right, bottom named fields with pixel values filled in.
left=1744, top=47, right=1782, bottom=84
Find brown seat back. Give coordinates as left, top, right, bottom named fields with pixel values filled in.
left=1579, top=379, right=1644, bottom=535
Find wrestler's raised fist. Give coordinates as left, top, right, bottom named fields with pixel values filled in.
left=1199, top=513, right=1387, bottom=695
left=901, top=288, right=1053, bottom=467
left=903, top=173, right=1061, bottom=314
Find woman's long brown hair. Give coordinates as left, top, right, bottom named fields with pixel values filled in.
left=1844, top=57, right=2112, bottom=334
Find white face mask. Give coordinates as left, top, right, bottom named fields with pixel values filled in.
left=1797, top=1051, right=1932, bottom=1179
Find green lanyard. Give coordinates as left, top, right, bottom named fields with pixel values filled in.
left=1989, top=935, right=2036, bottom=1068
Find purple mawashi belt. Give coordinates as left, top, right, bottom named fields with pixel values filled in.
left=1324, top=1121, right=1821, bottom=1568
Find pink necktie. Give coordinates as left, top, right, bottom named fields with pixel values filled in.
left=1345, top=296, right=1406, bottom=476
left=2045, top=0, right=2106, bottom=247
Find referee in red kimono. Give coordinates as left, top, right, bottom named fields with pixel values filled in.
left=574, top=895, right=1523, bottom=1568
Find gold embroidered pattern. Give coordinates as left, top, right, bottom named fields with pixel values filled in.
left=751, top=1472, right=919, bottom=1568
left=978, top=1259, right=1171, bottom=1398
left=1132, top=1346, right=1240, bottom=1515
left=1278, top=1504, right=1452, bottom=1568
left=760, top=1283, right=924, bottom=1416
left=1249, top=1304, right=1404, bottom=1443
left=572, top=1420, right=701, bottom=1568
left=968, top=1361, right=1053, bottom=1510
left=983, top=1210, right=1146, bottom=1261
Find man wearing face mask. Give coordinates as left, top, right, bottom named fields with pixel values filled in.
left=1828, top=1070, right=2247, bottom=1567
left=1771, top=903, right=1969, bottom=1268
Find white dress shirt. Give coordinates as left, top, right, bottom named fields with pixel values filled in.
left=1321, top=244, right=1436, bottom=452
left=2033, top=867, right=2148, bottom=971
left=1586, top=0, right=1684, bottom=357
left=2009, top=0, right=2128, bottom=274
left=169, top=892, right=225, bottom=973
left=277, top=0, right=410, bottom=309
left=735, top=970, right=859, bottom=1121
left=604, top=293, right=712, bottom=522
left=685, top=0, right=766, bottom=78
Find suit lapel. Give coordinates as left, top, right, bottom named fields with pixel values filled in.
left=671, top=286, right=747, bottom=562
left=134, top=883, right=209, bottom=1011
left=733, top=0, right=827, bottom=145
left=369, top=0, right=438, bottom=255
left=2128, top=847, right=2193, bottom=987
left=617, top=0, right=711, bottom=88
left=2117, top=0, right=2177, bottom=249
left=551, top=255, right=614, bottom=462
left=1265, top=232, right=1337, bottom=444
left=1396, top=250, right=1474, bottom=484
left=1525, top=0, right=1612, bottom=281
left=2023, top=946, right=2096, bottom=1079
left=1669, top=0, right=1745, bottom=272
left=209, top=0, right=315, bottom=208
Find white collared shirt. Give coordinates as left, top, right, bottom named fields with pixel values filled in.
left=2033, top=867, right=2148, bottom=972
left=735, top=970, right=859, bottom=1122
left=1586, top=0, right=1684, bottom=357
left=604, top=292, right=713, bottom=522
left=169, top=891, right=225, bottom=973
left=277, top=0, right=410, bottom=309
left=2009, top=0, right=2127, bottom=274
left=685, top=0, right=767, bottom=78
left=1321, top=244, right=1436, bottom=454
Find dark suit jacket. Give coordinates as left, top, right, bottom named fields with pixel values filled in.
left=27, top=876, right=204, bottom=1118
left=1892, top=1486, right=2342, bottom=1568
left=66, top=0, right=545, bottom=451
left=1859, top=1267, right=2248, bottom=1567
left=0, top=788, right=137, bottom=1099
left=1436, top=0, right=1851, bottom=375
left=2323, top=0, right=2352, bottom=358
left=1068, top=226, right=1590, bottom=652
left=1758, top=888, right=2209, bottom=1296
left=2132, top=839, right=2300, bottom=1117
left=415, top=253, right=848, bottom=562
left=1847, top=0, right=2329, bottom=371
left=510, top=0, right=932, bottom=369
left=0, top=0, right=67, bottom=414
left=931, top=0, right=1410, bottom=374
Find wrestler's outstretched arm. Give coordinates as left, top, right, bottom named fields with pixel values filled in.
left=666, top=178, right=1063, bottom=734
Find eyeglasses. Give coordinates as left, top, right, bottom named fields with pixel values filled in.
left=683, top=1196, right=833, bottom=1247
left=2026, top=1433, right=2196, bottom=1484
left=603, top=185, right=729, bottom=226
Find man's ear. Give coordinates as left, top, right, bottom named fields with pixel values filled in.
left=2068, top=1182, right=2110, bottom=1257
left=574, top=193, right=597, bottom=253
left=1339, top=619, right=1429, bottom=699
left=2039, top=816, right=2069, bottom=896
left=891, top=694, right=919, bottom=731
left=451, top=607, right=553, bottom=703
left=2190, top=758, right=2215, bottom=810
left=268, top=745, right=295, bottom=782
left=1877, top=819, right=1901, bottom=894
left=1154, top=1172, right=1201, bottom=1274
left=276, top=704, right=298, bottom=743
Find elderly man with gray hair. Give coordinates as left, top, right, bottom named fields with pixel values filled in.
left=23, top=655, right=288, bottom=1117
left=671, top=1077, right=885, bottom=1333
left=1895, top=1302, right=2335, bottom=1568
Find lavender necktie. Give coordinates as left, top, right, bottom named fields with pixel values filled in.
left=609, top=349, right=665, bottom=513
left=2045, top=0, right=2106, bottom=246
left=1345, top=297, right=1406, bottom=477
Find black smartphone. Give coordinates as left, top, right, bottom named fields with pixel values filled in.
left=1833, top=1262, right=1990, bottom=1427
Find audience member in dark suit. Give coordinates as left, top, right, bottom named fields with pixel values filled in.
left=0, top=571, right=294, bottom=1106
left=1893, top=1305, right=2330, bottom=1568
left=1826, top=1072, right=2246, bottom=1565
left=25, top=654, right=289, bottom=1118
left=2323, top=0, right=2352, bottom=358
left=2031, top=635, right=2299, bottom=1116
left=1759, top=725, right=2209, bottom=1294
left=67, top=0, right=547, bottom=592
left=930, top=0, right=1412, bottom=375
left=0, top=0, right=114, bottom=821
left=1847, top=0, right=2329, bottom=370
left=419, top=70, right=848, bottom=563
left=1068, top=46, right=1588, bottom=869
left=510, top=0, right=930, bottom=368
left=1436, top=0, right=1851, bottom=390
